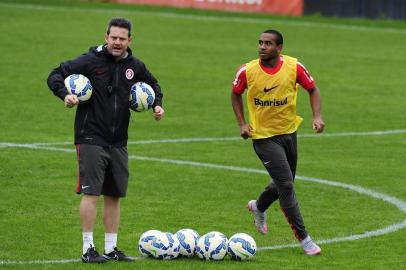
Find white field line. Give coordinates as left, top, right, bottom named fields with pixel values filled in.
left=2, top=129, right=406, bottom=147
left=297, top=129, right=406, bottom=138
left=0, top=259, right=81, bottom=265
left=0, top=143, right=75, bottom=152
left=0, top=256, right=144, bottom=265
left=1, top=2, right=406, bottom=34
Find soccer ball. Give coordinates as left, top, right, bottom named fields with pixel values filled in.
left=176, top=229, right=199, bottom=257
left=195, top=231, right=228, bottom=260
left=130, top=82, right=155, bottom=112
left=138, top=230, right=163, bottom=258
left=138, top=230, right=180, bottom=260
left=64, top=74, right=92, bottom=102
left=227, top=233, right=257, bottom=261
left=161, top=232, right=180, bottom=260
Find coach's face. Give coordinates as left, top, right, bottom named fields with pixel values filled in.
left=258, top=33, right=281, bottom=61
left=105, top=26, right=132, bottom=58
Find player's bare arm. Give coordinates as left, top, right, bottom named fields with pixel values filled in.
left=308, top=87, right=324, bottom=133
left=231, top=92, right=252, bottom=139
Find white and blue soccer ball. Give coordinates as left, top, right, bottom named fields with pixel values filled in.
left=195, top=231, right=228, bottom=260
left=161, top=232, right=180, bottom=260
left=227, top=233, right=257, bottom=261
left=130, top=82, right=155, bottom=112
left=138, top=230, right=164, bottom=258
left=138, top=230, right=180, bottom=260
left=64, top=74, right=92, bottom=102
left=176, top=229, right=199, bottom=257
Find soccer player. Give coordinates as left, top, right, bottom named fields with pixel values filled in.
left=231, top=29, right=324, bottom=255
left=47, top=18, right=165, bottom=263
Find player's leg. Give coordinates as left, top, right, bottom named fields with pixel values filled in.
left=253, top=136, right=309, bottom=242
left=272, top=133, right=307, bottom=241
left=103, top=196, right=122, bottom=258
left=247, top=139, right=280, bottom=234
left=101, top=146, right=133, bottom=262
left=256, top=181, right=279, bottom=212
left=285, top=132, right=297, bottom=181
left=76, top=144, right=109, bottom=263
left=246, top=180, right=279, bottom=235
left=103, top=196, right=120, bottom=234
left=80, top=194, right=98, bottom=241
left=284, top=133, right=321, bottom=255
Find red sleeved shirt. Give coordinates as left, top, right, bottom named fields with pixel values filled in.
left=232, top=56, right=316, bottom=94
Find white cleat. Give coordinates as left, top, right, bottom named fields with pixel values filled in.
left=301, top=235, right=321, bottom=255
left=247, top=200, right=268, bottom=235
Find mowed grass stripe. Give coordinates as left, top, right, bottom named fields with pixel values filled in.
left=1, top=2, right=406, bottom=34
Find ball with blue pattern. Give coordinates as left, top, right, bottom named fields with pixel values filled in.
left=138, top=230, right=164, bottom=258
left=161, top=232, right=180, bottom=260
left=138, top=230, right=180, bottom=260
left=64, top=74, right=93, bottom=102
left=196, top=231, right=228, bottom=260
left=176, top=228, right=199, bottom=257
left=130, top=82, right=155, bottom=112
left=227, top=233, right=256, bottom=260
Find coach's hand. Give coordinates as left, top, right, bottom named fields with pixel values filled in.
left=153, top=106, right=165, bottom=121
left=240, top=123, right=252, bottom=140
left=64, top=94, right=79, bottom=108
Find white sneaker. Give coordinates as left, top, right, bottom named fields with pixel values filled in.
left=247, top=200, right=268, bottom=234
left=300, top=235, right=321, bottom=255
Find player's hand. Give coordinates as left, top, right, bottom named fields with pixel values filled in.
left=312, top=116, right=325, bottom=133
left=64, top=94, right=79, bottom=108
left=240, top=123, right=252, bottom=140
left=153, top=106, right=165, bottom=121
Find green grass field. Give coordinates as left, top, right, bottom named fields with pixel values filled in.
left=0, top=0, right=406, bottom=269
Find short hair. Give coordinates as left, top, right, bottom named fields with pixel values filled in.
left=262, top=29, right=283, bottom=45
left=107, top=17, right=132, bottom=37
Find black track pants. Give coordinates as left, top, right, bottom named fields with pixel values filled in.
left=253, top=132, right=307, bottom=240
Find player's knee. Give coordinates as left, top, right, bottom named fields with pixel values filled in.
left=278, top=180, right=294, bottom=193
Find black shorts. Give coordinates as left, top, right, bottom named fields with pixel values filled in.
left=75, top=144, right=129, bottom=197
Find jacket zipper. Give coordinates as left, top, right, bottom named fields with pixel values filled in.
left=111, top=64, right=119, bottom=140
left=80, top=112, right=89, bottom=135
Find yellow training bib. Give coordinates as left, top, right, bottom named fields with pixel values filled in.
left=246, top=55, right=303, bottom=139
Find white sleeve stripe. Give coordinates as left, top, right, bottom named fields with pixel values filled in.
left=298, top=62, right=306, bottom=69
left=232, top=65, right=246, bottom=87
left=234, top=65, right=246, bottom=80
left=298, top=62, right=314, bottom=82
